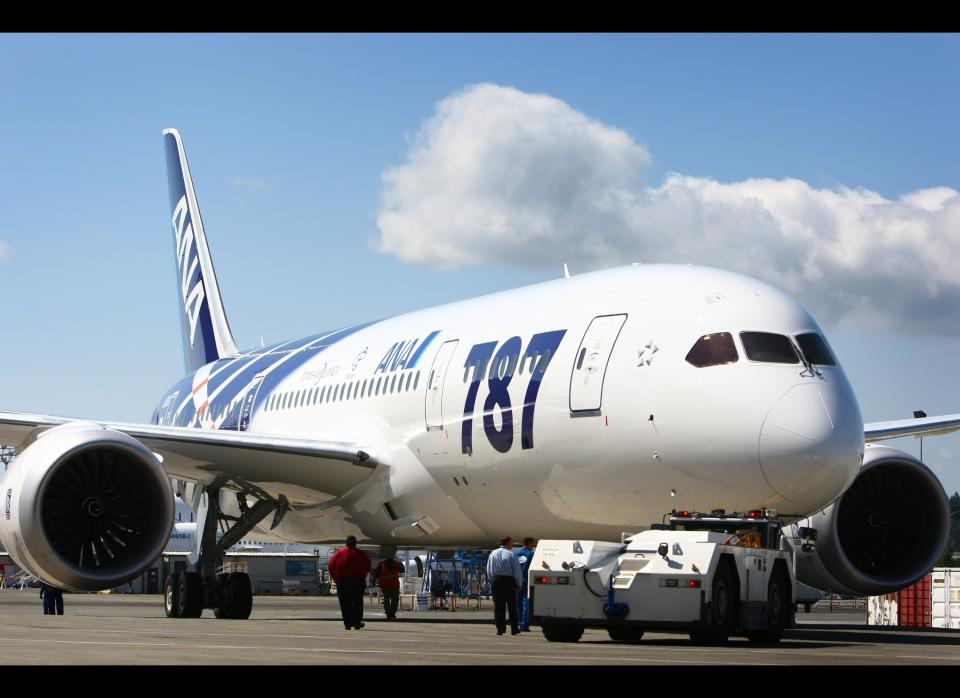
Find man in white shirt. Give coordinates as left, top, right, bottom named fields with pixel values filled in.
left=486, top=536, right=523, bottom=636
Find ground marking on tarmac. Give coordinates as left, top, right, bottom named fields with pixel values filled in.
left=0, top=638, right=781, bottom=665
left=0, top=623, right=425, bottom=643
left=0, top=633, right=955, bottom=664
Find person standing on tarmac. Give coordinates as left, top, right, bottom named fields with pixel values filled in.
left=372, top=553, right=404, bottom=620
left=327, top=535, right=372, bottom=630
left=513, top=537, right=536, bottom=632
left=39, top=582, right=64, bottom=615
left=486, top=536, right=523, bottom=636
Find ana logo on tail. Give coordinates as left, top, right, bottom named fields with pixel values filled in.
left=171, top=194, right=207, bottom=347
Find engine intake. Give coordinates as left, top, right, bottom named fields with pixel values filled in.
left=0, top=422, right=174, bottom=592
left=787, top=444, right=949, bottom=596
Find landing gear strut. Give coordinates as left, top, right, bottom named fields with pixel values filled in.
left=164, top=477, right=289, bottom=620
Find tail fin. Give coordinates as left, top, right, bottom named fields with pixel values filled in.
left=163, top=129, right=239, bottom=372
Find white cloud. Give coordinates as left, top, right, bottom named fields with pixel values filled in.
left=0, top=242, right=10, bottom=262
left=232, top=176, right=274, bottom=191
left=375, top=83, right=960, bottom=335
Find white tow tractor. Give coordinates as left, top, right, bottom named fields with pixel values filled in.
left=529, top=510, right=801, bottom=644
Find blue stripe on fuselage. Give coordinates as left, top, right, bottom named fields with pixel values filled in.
left=153, top=321, right=380, bottom=430
left=405, top=330, right=440, bottom=369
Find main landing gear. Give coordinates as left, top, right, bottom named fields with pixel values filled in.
left=163, top=477, right=289, bottom=620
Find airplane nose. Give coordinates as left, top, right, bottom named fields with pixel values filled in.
left=758, top=383, right=863, bottom=512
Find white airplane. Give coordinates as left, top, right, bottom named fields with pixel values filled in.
left=165, top=521, right=320, bottom=554
left=0, top=129, right=956, bottom=619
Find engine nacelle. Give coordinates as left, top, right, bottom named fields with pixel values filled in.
left=784, top=443, right=949, bottom=596
left=0, top=422, right=174, bottom=592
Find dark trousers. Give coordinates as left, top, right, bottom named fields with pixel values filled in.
left=336, top=576, right=365, bottom=628
left=42, top=590, right=64, bottom=615
left=381, top=587, right=399, bottom=618
left=492, top=576, right=518, bottom=633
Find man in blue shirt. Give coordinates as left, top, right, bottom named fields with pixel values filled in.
left=486, top=536, right=523, bottom=636
left=513, top=537, right=537, bottom=632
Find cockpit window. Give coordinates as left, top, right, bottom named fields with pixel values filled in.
left=795, top=333, right=837, bottom=366
left=685, top=332, right=739, bottom=368
left=740, top=332, right=800, bottom=364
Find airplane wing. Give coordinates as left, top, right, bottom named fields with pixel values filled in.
left=865, top=413, right=960, bottom=442
left=0, top=411, right=377, bottom=502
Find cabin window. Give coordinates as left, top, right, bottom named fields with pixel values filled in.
left=686, top=332, right=738, bottom=368
left=795, top=333, right=837, bottom=366
left=576, top=347, right=587, bottom=370
left=740, top=332, right=799, bottom=364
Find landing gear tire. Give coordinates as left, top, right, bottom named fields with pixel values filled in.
left=214, top=572, right=253, bottom=620
left=542, top=623, right=584, bottom=643
left=163, top=574, right=180, bottom=618
left=176, top=571, right=204, bottom=618
left=747, top=569, right=789, bottom=645
left=690, top=561, right=736, bottom=645
left=213, top=574, right=232, bottom=619
left=607, top=627, right=644, bottom=643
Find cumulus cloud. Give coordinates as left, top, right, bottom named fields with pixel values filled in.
left=375, top=83, right=960, bottom=335
left=0, top=242, right=10, bottom=262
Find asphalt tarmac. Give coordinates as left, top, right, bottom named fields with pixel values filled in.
left=0, top=589, right=957, bottom=666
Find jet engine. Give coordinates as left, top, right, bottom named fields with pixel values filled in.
left=0, top=422, right=174, bottom=591
left=786, top=443, right=949, bottom=597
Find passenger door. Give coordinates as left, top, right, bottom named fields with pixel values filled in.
left=425, top=340, right=459, bottom=430
left=568, top=314, right=627, bottom=414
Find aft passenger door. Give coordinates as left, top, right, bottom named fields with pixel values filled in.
left=569, top=314, right=627, bottom=414
left=425, top=340, right=459, bottom=430
left=238, top=373, right=266, bottom=432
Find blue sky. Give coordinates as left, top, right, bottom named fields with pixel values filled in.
left=2, top=33, right=960, bottom=495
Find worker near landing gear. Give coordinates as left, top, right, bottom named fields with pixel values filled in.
left=486, top=536, right=522, bottom=636
left=328, top=535, right=372, bottom=629
left=513, top=537, right=536, bottom=632
left=373, top=554, right=404, bottom=620
left=39, top=582, right=64, bottom=615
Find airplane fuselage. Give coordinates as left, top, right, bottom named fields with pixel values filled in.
left=153, top=264, right=865, bottom=547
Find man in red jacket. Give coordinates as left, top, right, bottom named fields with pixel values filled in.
left=327, top=535, right=372, bottom=629
left=373, top=554, right=404, bottom=620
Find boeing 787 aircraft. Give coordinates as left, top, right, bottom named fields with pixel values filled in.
left=0, top=130, right=955, bottom=620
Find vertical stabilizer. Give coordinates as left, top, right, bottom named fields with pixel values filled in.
left=163, top=129, right=239, bottom=372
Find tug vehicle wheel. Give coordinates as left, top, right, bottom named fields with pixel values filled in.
left=747, top=568, right=789, bottom=644
left=542, top=623, right=584, bottom=643
left=690, top=561, right=736, bottom=644
left=607, top=627, right=644, bottom=643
